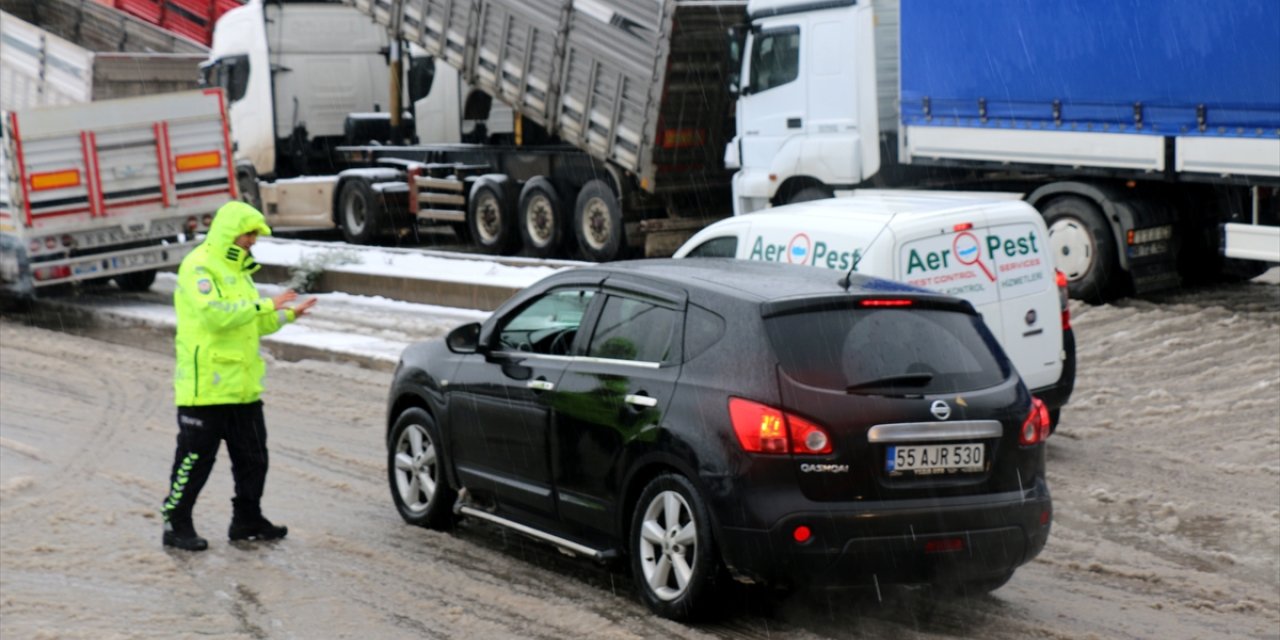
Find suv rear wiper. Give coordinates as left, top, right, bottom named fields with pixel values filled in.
left=845, top=373, right=934, bottom=393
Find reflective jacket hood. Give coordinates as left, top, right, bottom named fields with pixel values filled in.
left=205, top=201, right=272, bottom=272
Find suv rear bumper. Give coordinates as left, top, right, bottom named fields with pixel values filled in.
left=713, top=486, right=1052, bottom=588
left=1030, top=327, right=1076, bottom=415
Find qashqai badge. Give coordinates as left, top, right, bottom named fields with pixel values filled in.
left=930, top=399, right=951, bottom=421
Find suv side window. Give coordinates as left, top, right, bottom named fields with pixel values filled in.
left=497, top=289, right=595, bottom=355
left=750, top=27, right=800, bottom=93
left=587, top=296, right=680, bottom=364
left=684, top=236, right=738, bottom=258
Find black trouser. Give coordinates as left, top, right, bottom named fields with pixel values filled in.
left=162, top=401, right=268, bottom=527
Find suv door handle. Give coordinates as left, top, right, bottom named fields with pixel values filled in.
left=527, top=379, right=555, bottom=391
left=625, top=393, right=658, bottom=408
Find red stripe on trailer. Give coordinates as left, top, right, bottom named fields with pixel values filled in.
left=28, top=206, right=92, bottom=219
left=104, top=196, right=165, bottom=209
left=154, top=121, right=178, bottom=207
left=9, top=113, right=33, bottom=227
left=80, top=131, right=104, bottom=217
left=203, top=86, right=239, bottom=198
left=177, top=187, right=234, bottom=200
left=89, top=132, right=106, bottom=216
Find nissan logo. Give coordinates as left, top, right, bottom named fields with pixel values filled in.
left=930, top=400, right=952, bottom=421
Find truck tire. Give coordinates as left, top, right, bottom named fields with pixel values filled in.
left=468, top=177, right=519, bottom=255
left=518, top=177, right=565, bottom=258
left=338, top=178, right=382, bottom=245
left=573, top=180, right=624, bottom=262
left=1043, top=196, right=1118, bottom=304
left=114, top=269, right=157, bottom=292
left=786, top=185, right=833, bottom=205
left=236, top=166, right=262, bottom=212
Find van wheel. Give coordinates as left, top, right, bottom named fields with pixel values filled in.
left=574, top=180, right=623, bottom=262
left=468, top=177, right=519, bottom=255
left=518, top=177, right=565, bottom=258
left=1043, top=196, right=1118, bottom=304
left=339, top=179, right=382, bottom=245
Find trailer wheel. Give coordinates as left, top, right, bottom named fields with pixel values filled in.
left=1043, top=196, right=1118, bottom=304
left=338, top=179, right=383, bottom=245
left=468, top=177, right=519, bottom=255
left=518, top=177, right=565, bottom=258
left=574, top=180, right=624, bottom=262
left=114, top=269, right=157, bottom=292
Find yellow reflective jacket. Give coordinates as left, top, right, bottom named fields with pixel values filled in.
left=173, top=202, right=294, bottom=406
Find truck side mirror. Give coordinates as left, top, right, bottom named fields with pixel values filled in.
left=407, top=55, right=435, bottom=105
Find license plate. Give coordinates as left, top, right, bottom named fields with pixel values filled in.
left=886, top=443, right=984, bottom=475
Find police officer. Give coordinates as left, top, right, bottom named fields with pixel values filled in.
left=161, top=201, right=317, bottom=551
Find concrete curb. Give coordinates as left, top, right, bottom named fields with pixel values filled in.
left=18, top=297, right=399, bottom=374
left=256, top=264, right=520, bottom=311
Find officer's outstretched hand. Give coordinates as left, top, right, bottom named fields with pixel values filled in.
left=291, top=297, right=318, bottom=319
left=272, top=289, right=299, bottom=309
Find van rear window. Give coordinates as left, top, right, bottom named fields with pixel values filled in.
left=764, top=306, right=1011, bottom=394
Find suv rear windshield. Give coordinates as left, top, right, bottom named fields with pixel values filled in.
left=764, top=306, right=1011, bottom=394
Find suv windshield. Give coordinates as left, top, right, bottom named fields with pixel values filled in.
left=764, top=306, right=1011, bottom=394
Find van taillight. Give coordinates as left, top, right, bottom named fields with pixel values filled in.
left=728, top=398, right=832, bottom=455
left=1055, top=269, right=1071, bottom=330
left=1019, top=397, right=1051, bottom=446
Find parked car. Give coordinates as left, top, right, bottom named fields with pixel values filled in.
left=673, top=190, right=1075, bottom=429
left=385, top=259, right=1053, bottom=620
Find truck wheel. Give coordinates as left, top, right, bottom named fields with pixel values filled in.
left=338, top=179, right=382, bottom=245
left=786, top=185, right=833, bottom=205
left=518, top=177, right=566, bottom=258
left=1043, top=196, right=1118, bottom=304
left=468, top=177, right=519, bottom=255
left=574, top=180, right=624, bottom=262
left=114, top=269, right=157, bottom=292
left=236, top=166, right=262, bottom=212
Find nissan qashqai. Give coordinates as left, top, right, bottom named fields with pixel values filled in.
left=385, top=259, right=1052, bottom=620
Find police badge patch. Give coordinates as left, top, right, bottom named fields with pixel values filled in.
left=197, top=279, right=213, bottom=294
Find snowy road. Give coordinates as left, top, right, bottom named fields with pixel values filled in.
left=1, top=275, right=1278, bottom=638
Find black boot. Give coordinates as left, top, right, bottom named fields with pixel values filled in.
left=163, top=519, right=209, bottom=551
left=229, top=498, right=287, bottom=542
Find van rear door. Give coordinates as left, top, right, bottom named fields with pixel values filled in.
left=896, top=209, right=1062, bottom=391
left=982, top=214, right=1063, bottom=393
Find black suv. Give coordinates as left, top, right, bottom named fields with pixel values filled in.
left=385, top=259, right=1052, bottom=620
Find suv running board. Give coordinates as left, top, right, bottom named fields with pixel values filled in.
left=456, top=506, right=617, bottom=562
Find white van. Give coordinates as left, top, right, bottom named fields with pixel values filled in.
left=674, top=190, right=1076, bottom=425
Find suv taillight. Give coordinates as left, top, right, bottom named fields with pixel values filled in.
left=1055, top=269, right=1071, bottom=330
left=728, top=397, right=832, bottom=455
left=1019, top=397, right=1052, bottom=446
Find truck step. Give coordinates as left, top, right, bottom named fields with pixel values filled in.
left=417, top=193, right=466, bottom=206
left=413, top=176, right=466, bottom=192
left=416, top=209, right=466, bottom=223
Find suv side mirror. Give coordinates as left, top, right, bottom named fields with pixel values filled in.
left=446, top=322, right=481, bottom=354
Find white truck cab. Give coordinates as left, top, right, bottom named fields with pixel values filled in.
left=675, top=190, right=1076, bottom=424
